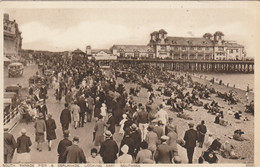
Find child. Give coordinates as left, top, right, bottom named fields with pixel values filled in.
left=86, top=148, right=103, bottom=163
left=119, top=114, right=127, bottom=135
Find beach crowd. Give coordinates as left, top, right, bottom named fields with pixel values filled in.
left=4, top=55, right=254, bottom=164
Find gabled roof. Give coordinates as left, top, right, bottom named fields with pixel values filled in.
left=165, top=36, right=214, bottom=46
left=112, top=45, right=154, bottom=53
left=225, top=42, right=244, bottom=48
left=92, top=49, right=112, bottom=54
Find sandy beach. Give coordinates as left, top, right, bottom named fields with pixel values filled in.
left=117, top=72, right=254, bottom=163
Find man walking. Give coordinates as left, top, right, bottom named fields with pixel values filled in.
left=106, top=109, right=115, bottom=134
left=99, top=130, right=119, bottom=163
left=196, top=120, right=207, bottom=148
left=154, top=136, right=172, bottom=163
left=71, top=101, right=80, bottom=129
left=4, top=128, right=17, bottom=163
left=34, top=113, right=46, bottom=152
left=57, top=130, right=72, bottom=163
left=184, top=123, right=197, bottom=163
left=60, top=103, right=71, bottom=131
left=136, top=106, right=149, bottom=141
left=63, top=137, right=86, bottom=163
left=86, top=94, right=94, bottom=122
left=78, top=94, right=87, bottom=127
left=16, top=128, right=32, bottom=163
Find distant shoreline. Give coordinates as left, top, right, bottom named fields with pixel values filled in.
left=190, top=74, right=254, bottom=104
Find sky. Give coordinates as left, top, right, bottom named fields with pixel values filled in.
left=4, top=4, right=260, bottom=57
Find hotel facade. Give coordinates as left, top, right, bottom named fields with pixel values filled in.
left=148, top=29, right=246, bottom=60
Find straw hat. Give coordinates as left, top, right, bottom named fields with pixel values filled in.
left=104, top=130, right=112, bottom=138
left=161, top=135, right=169, bottom=141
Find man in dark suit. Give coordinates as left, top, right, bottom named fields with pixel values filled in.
left=16, top=128, right=32, bottom=163
left=99, top=130, right=119, bottom=163
left=106, top=110, right=115, bottom=134
left=184, top=123, right=197, bottom=163
left=63, top=137, right=86, bottom=163
left=196, top=120, right=207, bottom=148
left=57, top=130, right=72, bottom=163
left=78, top=94, right=87, bottom=127
left=60, top=103, right=71, bottom=131
left=4, top=128, right=17, bottom=163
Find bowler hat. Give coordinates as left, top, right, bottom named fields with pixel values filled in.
left=73, top=136, right=79, bottom=142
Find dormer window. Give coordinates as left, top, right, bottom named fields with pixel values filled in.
left=172, top=41, right=177, bottom=44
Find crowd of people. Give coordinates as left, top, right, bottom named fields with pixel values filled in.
left=4, top=55, right=253, bottom=164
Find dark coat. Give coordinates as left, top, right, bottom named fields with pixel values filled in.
left=130, top=129, right=142, bottom=151
left=107, top=115, right=115, bottom=134
left=99, top=138, right=119, bottom=163
left=57, top=138, right=72, bottom=163
left=196, top=124, right=207, bottom=142
left=46, top=118, right=57, bottom=140
left=184, top=129, right=197, bottom=148
left=17, top=135, right=32, bottom=153
left=78, top=96, right=87, bottom=114
left=94, top=100, right=102, bottom=117
left=119, top=136, right=135, bottom=156
left=60, top=108, right=71, bottom=124
left=37, top=105, right=48, bottom=120
left=154, top=143, right=172, bottom=163
left=4, top=132, right=17, bottom=155
left=63, top=144, right=86, bottom=163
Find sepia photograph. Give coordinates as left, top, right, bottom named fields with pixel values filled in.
left=2, top=2, right=259, bottom=165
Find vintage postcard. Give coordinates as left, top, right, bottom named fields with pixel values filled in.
left=0, top=1, right=259, bottom=166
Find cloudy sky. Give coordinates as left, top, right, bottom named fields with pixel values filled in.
left=4, top=3, right=260, bottom=57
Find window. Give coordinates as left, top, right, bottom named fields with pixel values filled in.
left=197, top=47, right=202, bottom=50
left=161, top=46, right=166, bottom=50
left=182, top=47, right=186, bottom=50
left=218, top=47, right=224, bottom=51
left=174, top=47, right=178, bottom=50
left=230, top=49, right=233, bottom=53
left=236, top=49, right=239, bottom=53
left=190, top=47, right=194, bottom=50
left=205, top=47, right=209, bottom=50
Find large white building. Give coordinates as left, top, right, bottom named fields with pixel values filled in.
left=148, top=29, right=246, bottom=60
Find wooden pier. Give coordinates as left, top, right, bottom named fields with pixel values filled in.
left=118, top=59, right=254, bottom=73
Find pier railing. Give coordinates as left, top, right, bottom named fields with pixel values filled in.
left=117, top=58, right=254, bottom=73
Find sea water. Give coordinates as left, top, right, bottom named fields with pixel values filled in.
left=195, top=73, right=254, bottom=91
